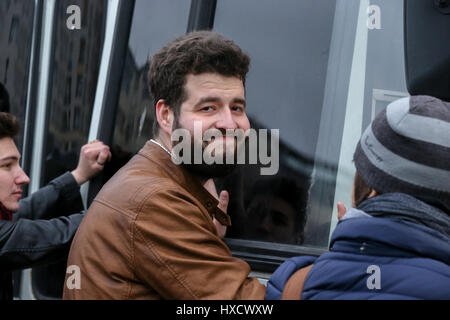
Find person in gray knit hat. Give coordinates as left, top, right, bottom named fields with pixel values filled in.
left=349, top=95, right=450, bottom=236
left=267, top=95, right=450, bottom=300
left=354, top=95, right=450, bottom=211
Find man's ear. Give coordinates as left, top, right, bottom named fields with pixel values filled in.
left=155, top=99, right=174, bottom=136
left=368, top=190, right=377, bottom=199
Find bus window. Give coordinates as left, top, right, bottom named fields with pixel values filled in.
left=211, top=0, right=409, bottom=260
left=320, top=0, right=409, bottom=244
left=102, top=0, right=191, bottom=184
left=0, top=0, right=35, bottom=153
left=32, top=0, right=107, bottom=299
left=212, top=0, right=337, bottom=247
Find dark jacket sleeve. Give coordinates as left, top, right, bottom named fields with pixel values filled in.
left=0, top=213, right=84, bottom=271
left=13, top=172, right=84, bottom=221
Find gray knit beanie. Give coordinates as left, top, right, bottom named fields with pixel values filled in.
left=353, top=95, right=450, bottom=210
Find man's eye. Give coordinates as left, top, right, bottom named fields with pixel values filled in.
left=201, top=106, right=214, bottom=111
left=271, top=210, right=288, bottom=226
left=2, top=163, right=12, bottom=169
left=232, top=106, right=244, bottom=112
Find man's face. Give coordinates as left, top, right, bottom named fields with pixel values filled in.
left=246, top=195, right=301, bottom=244
left=172, top=73, right=251, bottom=177
left=0, top=137, right=30, bottom=212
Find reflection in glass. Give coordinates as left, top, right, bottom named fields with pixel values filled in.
left=308, top=0, right=409, bottom=247
left=0, top=0, right=35, bottom=152
left=244, top=176, right=308, bottom=245
left=362, top=0, right=408, bottom=129
left=43, top=0, right=106, bottom=185
left=104, top=0, right=190, bottom=183
left=213, top=0, right=336, bottom=246
left=33, top=0, right=107, bottom=299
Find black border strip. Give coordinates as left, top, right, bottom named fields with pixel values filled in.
left=21, top=0, right=43, bottom=195
left=224, top=239, right=327, bottom=273
left=187, top=0, right=217, bottom=32
left=87, top=0, right=136, bottom=205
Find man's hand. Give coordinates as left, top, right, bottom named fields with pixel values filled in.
left=71, top=140, right=112, bottom=186
left=337, top=201, right=347, bottom=221
left=203, top=179, right=229, bottom=238
left=214, top=191, right=229, bottom=238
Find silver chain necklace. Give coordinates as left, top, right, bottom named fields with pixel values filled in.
left=150, top=139, right=172, bottom=157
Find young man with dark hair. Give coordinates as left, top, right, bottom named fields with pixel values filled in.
left=267, top=95, right=450, bottom=299
left=0, top=109, right=111, bottom=299
left=64, top=31, right=266, bottom=299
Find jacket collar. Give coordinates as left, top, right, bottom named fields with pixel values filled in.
left=358, top=193, right=450, bottom=238
left=332, top=216, right=450, bottom=265
left=137, top=140, right=231, bottom=226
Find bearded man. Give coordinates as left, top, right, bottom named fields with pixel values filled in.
left=63, top=31, right=266, bottom=300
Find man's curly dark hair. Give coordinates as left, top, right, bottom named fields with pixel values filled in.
left=0, top=112, right=19, bottom=139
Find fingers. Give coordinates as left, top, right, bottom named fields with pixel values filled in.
left=203, top=178, right=219, bottom=199
left=337, top=201, right=347, bottom=221
left=202, top=180, right=228, bottom=238
left=95, top=148, right=111, bottom=166
left=83, top=142, right=111, bottom=165
left=72, top=140, right=112, bottom=185
left=214, top=191, right=229, bottom=239
left=82, top=141, right=111, bottom=160
left=217, top=190, right=229, bottom=214
left=96, top=152, right=107, bottom=166
left=213, top=218, right=227, bottom=238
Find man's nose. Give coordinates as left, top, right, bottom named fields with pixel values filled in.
left=215, top=107, right=237, bottom=130
left=15, top=167, right=30, bottom=185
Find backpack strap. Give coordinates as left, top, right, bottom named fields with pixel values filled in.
left=281, top=264, right=313, bottom=300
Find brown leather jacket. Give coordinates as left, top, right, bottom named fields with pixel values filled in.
left=63, top=141, right=265, bottom=300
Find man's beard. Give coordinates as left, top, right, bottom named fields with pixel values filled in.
left=182, top=158, right=238, bottom=179
left=171, top=119, right=241, bottom=179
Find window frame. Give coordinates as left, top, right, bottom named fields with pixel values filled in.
left=20, top=0, right=44, bottom=194
left=224, top=239, right=327, bottom=273
left=86, top=0, right=136, bottom=205
left=27, top=0, right=109, bottom=299
left=187, top=0, right=217, bottom=32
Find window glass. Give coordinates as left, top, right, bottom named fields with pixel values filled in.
left=33, top=0, right=107, bottom=299
left=212, top=0, right=408, bottom=249
left=42, top=0, right=106, bottom=188
left=320, top=0, right=409, bottom=244
left=362, top=0, right=408, bottom=128
left=213, top=0, right=337, bottom=246
left=105, top=0, right=191, bottom=181
left=0, top=0, right=35, bottom=152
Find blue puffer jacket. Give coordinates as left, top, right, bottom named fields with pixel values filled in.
left=267, top=194, right=450, bottom=300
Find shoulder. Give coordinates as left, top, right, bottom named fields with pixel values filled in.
left=266, top=255, right=316, bottom=300
left=135, top=184, right=212, bottom=230
left=331, top=216, right=450, bottom=264
left=93, top=164, right=201, bottom=222
left=0, top=219, right=14, bottom=242
left=93, top=153, right=177, bottom=210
